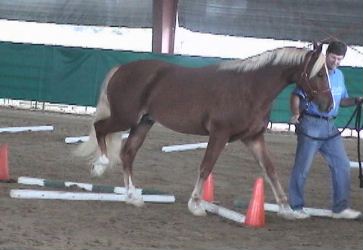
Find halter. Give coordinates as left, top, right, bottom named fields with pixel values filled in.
left=299, top=51, right=331, bottom=101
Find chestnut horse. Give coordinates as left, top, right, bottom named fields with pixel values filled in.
left=75, top=45, right=332, bottom=219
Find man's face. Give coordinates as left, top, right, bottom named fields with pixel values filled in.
left=326, top=53, right=344, bottom=71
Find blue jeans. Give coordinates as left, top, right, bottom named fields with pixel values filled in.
left=288, top=115, right=351, bottom=213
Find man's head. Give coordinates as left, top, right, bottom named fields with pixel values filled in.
left=325, top=41, right=347, bottom=71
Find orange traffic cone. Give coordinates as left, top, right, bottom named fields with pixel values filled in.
left=0, top=144, right=9, bottom=180
left=202, top=173, right=215, bottom=202
left=245, top=177, right=265, bottom=228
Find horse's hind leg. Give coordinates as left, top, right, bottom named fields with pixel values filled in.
left=244, top=134, right=295, bottom=219
left=94, top=119, right=110, bottom=156
left=92, top=117, right=126, bottom=176
left=121, top=114, right=154, bottom=207
left=188, top=132, right=229, bottom=216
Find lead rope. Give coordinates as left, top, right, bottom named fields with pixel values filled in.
left=354, top=104, right=363, bottom=188
left=296, top=104, right=359, bottom=141
left=295, top=103, right=363, bottom=188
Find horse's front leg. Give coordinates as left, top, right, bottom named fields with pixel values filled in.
left=188, top=132, right=229, bottom=216
left=244, top=134, right=295, bottom=219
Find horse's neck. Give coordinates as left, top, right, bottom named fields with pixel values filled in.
left=253, top=65, right=297, bottom=104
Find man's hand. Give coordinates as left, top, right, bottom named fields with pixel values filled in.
left=355, top=97, right=363, bottom=105
left=290, top=114, right=300, bottom=124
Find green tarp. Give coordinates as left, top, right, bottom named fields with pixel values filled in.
left=0, top=41, right=361, bottom=127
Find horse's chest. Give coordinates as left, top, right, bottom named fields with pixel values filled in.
left=229, top=117, right=268, bottom=141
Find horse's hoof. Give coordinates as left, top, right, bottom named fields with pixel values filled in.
left=277, top=205, right=296, bottom=220
left=126, top=196, right=144, bottom=207
left=91, top=155, right=110, bottom=177
left=125, top=189, right=144, bottom=207
left=188, top=199, right=207, bottom=216
left=91, top=164, right=107, bottom=177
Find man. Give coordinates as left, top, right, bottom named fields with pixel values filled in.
left=288, top=41, right=363, bottom=219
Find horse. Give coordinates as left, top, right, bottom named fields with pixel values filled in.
left=75, top=44, right=333, bottom=219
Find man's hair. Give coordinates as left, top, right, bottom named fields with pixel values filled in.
left=326, top=41, right=347, bottom=56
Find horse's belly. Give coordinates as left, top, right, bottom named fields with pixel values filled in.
left=155, top=116, right=209, bottom=136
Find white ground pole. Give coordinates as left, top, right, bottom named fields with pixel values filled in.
left=264, top=203, right=332, bottom=218
left=0, top=125, right=54, bottom=133
left=162, top=142, right=208, bottom=152
left=350, top=161, right=362, bottom=168
left=17, top=176, right=172, bottom=197
left=10, top=189, right=175, bottom=203
left=17, top=176, right=136, bottom=194
left=64, top=136, right=89, bottom=144
left=201, top=200, right=246, bottom=224
left=65, top=133, right=129, bottom=144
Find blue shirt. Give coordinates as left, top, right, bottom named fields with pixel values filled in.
left=293, top=68, right=349, bottom=117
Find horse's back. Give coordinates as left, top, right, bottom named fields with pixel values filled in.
left=108, top=59, right=221, bottom=104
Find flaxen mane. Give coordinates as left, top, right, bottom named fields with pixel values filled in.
left=219, top=47, right=326, bottom=78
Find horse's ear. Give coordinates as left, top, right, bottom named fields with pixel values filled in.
left=313, top=42, right=323, bottom=54
left=313, top=41, right=319, bottom=50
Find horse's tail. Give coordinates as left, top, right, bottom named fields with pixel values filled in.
left=74, top=66, right=122, bottom=168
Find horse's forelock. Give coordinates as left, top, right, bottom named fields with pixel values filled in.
left=219, top=47, right=307, bottom=72
left=309, top=53, right=326, bottom=79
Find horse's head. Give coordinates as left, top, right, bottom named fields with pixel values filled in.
left=297, top=44, right=333, bottom=112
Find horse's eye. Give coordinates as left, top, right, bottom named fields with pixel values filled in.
left=317, top=72, right=324, bottom=77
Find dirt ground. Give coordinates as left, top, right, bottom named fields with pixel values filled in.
left=0, top=107, right=362, bottom=250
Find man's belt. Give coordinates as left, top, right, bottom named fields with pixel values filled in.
left=302, top=111, right=336, bottom=121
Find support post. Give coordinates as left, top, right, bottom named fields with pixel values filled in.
left=152, top=0, right=178, bottom=54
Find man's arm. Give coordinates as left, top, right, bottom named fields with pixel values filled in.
left=340, top=97, right=363, bottom=107
left=290, top=94, right=301, bottom=124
